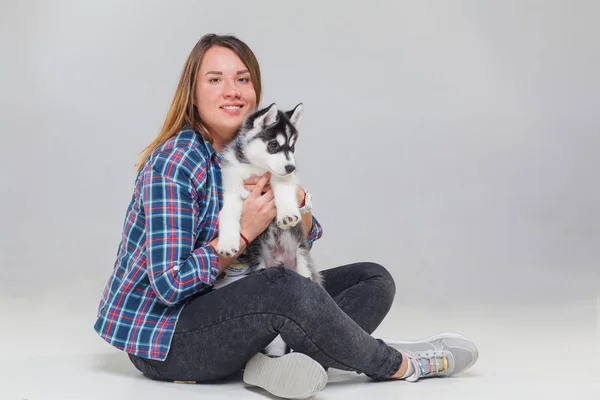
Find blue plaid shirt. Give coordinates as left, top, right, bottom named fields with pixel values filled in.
left=94, top=129, right=323, bottom=360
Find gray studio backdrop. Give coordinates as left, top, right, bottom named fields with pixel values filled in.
left=1, top=0, right=598, bottom=310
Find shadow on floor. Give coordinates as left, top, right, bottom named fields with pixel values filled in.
left=89, top=352, right=140, bottom=378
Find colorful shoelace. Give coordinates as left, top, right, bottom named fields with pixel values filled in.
left=413, top=352, right=450, bottom=378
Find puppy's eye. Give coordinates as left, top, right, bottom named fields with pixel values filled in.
left=268, top=141, right=279, bottom=150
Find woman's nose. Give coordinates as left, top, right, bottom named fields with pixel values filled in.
left=223, top=79, right=240, bottom=98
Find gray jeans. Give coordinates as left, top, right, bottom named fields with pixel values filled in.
left=128, top=262, right=402, bottom=381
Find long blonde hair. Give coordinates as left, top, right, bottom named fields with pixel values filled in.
left=135, top=33, right=262, bottom=172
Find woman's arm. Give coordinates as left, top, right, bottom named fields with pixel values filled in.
left=207, top=236, right=248, bottom=274
left=142, top=148, right=221, bottom=306
left=297, top=186, right=313, bottom=236
left=296, top=186, right=323, bottom=248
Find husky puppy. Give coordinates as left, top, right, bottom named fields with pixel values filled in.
left=215, top=102, right=322, bottom=356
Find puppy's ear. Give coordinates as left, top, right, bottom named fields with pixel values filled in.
left=253, top=103, right=278, bottom=129
left=286, top=103, right=304, bottom=128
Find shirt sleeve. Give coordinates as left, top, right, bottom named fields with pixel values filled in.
left=142, top=148, right=220, bottom=306
left=306, top=215, right=323, bottom=249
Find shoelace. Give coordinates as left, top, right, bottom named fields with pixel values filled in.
left=406, top=351, right=450, bottom=382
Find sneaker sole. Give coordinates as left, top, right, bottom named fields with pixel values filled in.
left=243, top=352, right=328, bottom=399
left=383, top=332, right=479, bottom=370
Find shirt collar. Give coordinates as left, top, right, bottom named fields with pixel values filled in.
left=211, top=147, right=222, bottom=166
left=205, top=140, right=222, bottom=165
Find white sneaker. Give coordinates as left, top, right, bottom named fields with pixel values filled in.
left=384, top=332, right=479, bottom=382
left=243, top=352, right=328, bottom=399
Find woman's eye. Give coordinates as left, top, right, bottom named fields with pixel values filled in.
left=238, top=77, right=250, bottom=83
left=209, top=77, right=220, bottom=83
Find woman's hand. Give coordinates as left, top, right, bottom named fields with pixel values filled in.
left=240, top=172, right=277, bottom=242
left=244, top=174, right=271, bottom=194
left=244, top=175, right=306, bottom=205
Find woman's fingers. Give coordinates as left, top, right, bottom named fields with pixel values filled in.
left=259, top=189, right=275, bottom=202
left=245, top=173, right=271, bottom=193
left=245, top=183, right=271, bottom=192
left=249, top=172, right=271, bottom=199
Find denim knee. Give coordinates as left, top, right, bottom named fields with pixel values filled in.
left=256, top=266, right=316, bottom=301
left=361, top=262, right=396, bottom=304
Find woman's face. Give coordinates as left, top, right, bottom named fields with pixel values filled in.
left=195, top=46, right=257, bottom=150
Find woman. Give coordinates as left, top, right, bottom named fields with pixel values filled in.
left=94, top=33, right=478, bottom=399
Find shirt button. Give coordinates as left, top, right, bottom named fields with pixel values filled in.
left=173, top=266, right=180, bottom=271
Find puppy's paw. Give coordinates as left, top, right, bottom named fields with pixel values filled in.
left=277, top=209, right=301, bottom=229
left=215, top=234, right=240, bottom=258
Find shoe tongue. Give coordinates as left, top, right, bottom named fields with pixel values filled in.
left=405, top=358, right=422, bottom=382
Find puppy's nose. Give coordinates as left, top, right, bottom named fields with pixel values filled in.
left=285, top=165, right=296, bottom=174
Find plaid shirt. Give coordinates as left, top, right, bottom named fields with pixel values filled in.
left=94, top=129, right=323, bottom=360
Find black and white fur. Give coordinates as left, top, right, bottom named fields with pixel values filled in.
left=216, top=103, right=322, bottom=356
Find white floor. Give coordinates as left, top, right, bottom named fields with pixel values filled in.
left=2, top=287, right=599, bottom=399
